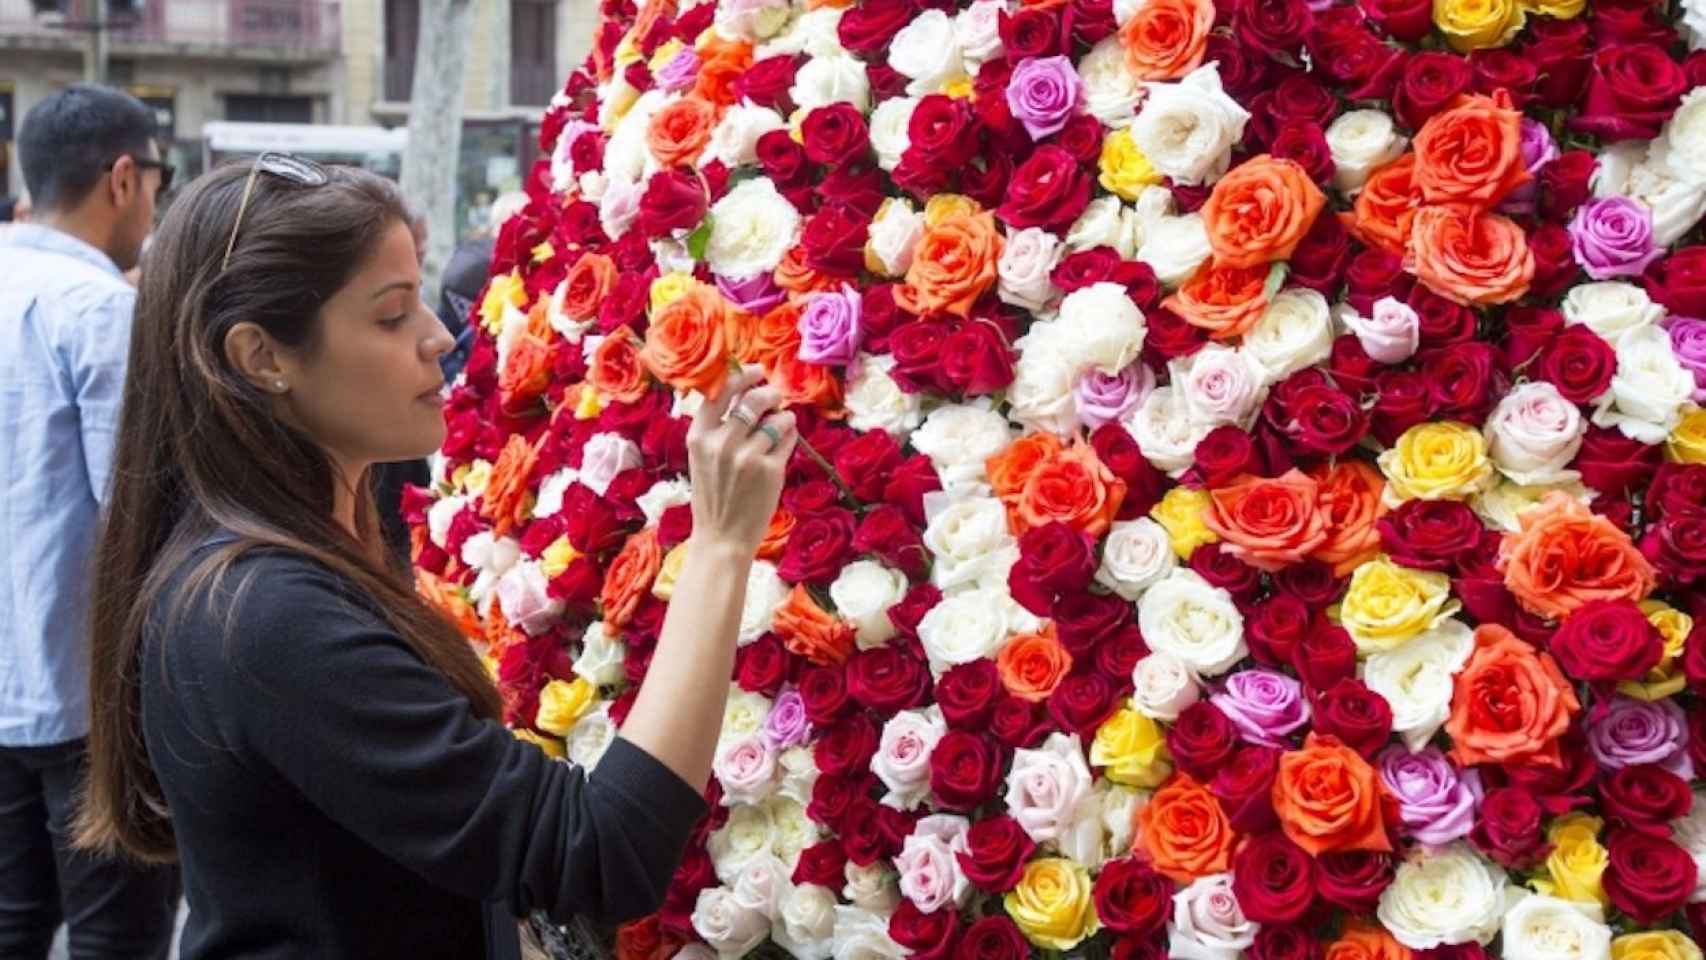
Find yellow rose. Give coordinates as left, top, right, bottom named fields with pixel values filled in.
left=1521, top=0, right=1584, bottom=18
left=574, top=383, right=604, bottom=419
left=1619, top=601, right=1694, bottom=701
left=1377, top=421, right=1496, bottom=504
left=924, top=194, right=982, bottom=226
left=1337, top=555, right=1460, bottom=655
left=1433, top=0, right=1527, bottom=51
left=532, top=241, right=556, bottom=264
left=1668, top=406, right=1706, bottom=463
left=480, top=269, right=528, bottom=333
left=648, top=38, right=684, bottom=73
left=514, top=728, right=566, bottom=759
left=1533, top=813, right=1609, bottom=907
left=1097, top=128, right=1162, bottom=202
left=541, top=536, right=582, bottom=580
left=944, top=76, right=975, bottom=100
left=461, top=459, right=494, bottom=498
left=1613, top=931, right=1706, bottom=960
left=649, top=272, right=699, bottom=318
left=481, top=653, right=501, bottom=684
left=1090, top=705, right=1172, bottom=788
left=1151, top=486, right=1218, bottom=560
left=1003, top=858, right=1100, bottom=950
left=652, top=542, right=690, bottom=600
left=535, top=677, right=598, bottom=737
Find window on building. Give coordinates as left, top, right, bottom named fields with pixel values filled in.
left=226, top=95, right=314, bottom=123
left=511, top=0, right=558, bottom=106
left=384, top=0, right=421, bottom=103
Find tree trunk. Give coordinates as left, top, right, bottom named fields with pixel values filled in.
left=401, top=0, right=475, bottom=306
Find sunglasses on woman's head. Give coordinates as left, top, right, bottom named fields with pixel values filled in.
left=222, top=152, right=332, bottom=273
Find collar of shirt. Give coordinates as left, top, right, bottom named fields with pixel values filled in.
left=2, top=223, right=124, bottom=281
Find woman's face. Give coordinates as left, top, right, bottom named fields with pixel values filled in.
left=278, top=220, right=453, bottom=473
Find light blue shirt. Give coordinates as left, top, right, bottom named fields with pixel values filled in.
left=0, top=224, right=134, bottom=747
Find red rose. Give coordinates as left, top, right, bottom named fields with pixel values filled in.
left=936, top=659, right=1003, bottom=730
left=807, top=772, right=866, bottom=831
left=997, top=146, right=1092, bottom=233
left=1237, top=0, right=1313, bottom=55
left=1604, top=829, right=1699, bottom=925
left=1524, top=17, right=1594, bottom=108
left=957, top=814, right=1036, bottom=892
left=890, top=902, right=958, bottom=960
left=757, top=128, right=811, bottom=186
left=887, top=580, right=942, bottom=643
left=1592, top=0, right=1678, bottom=47
left=941, top=319, right=1017, bottom=396
left=1571, top=44, right=1689, bottom=142
left=819, top=165, right=888, bottom=218
left=1250, top=927, right=1321, bottom=960
left=839, top=798, right=894, bottom=865
left=1189, top=544, right=1262, bottom=602
left=737, top=55, right=800, bottom=112
left=801, top=203, right=870, bottom=277
left=1409, top=286, right=1478, bottom=347
left=1010, top=522, right=1098, bottom=617
left=1046, top=673, right=1117, bottom=736
left=1689, top=49, right=1706, bottom=87
left=961, top=153, right=1016, bottom=211
left=1419, top=946, right=1489, bottom=960
left=1470, top=48, right=1537, bottom=105
left=1535, top=326, right=1617, bottom=405
left=998, top=8, right=1062, bottom=59
left=1193, top=426, right=1262, bottom=488
left=883, top=454, right=943, bottom=527
left=1211, top=744, right=1283, bottom=833
left=1092, top=422, right=1170, bottom=518
left=1093, top=859, right=1173, bottom=938
left=1071, top=0, right=1119, bottom=44
left=777, top=508, right=856, bottom=585
left=1603, top=764, right=1693, bottom=835
left=1310, top=679, right=1395, bottom=759
left=1247, top=595, right=1310, bottom=667
left=785, top=478, right=844, bottom=516
left=1170, top=701, right=1240, bottom=781
left=636, top=170, right=707, bottom=236
left=1538, top=150, right=1597, bottom=222
left=906, top=94, right=979, bottom=170
left=889, top=318, right=952, bottom=395
left=1367, top=370, right=1433, bottom=446
left=1053, top=115, right=1106, bottom=167
left=847, top=645, right=932, bottom=713
left=814, top=714, right=879, bottom=778
left=1526, top=221, right=1580, bottom=300
left=1051, top=246, right=1121, bottom=293
left=1285, top=207, right=1351, bottom=294
left=1144, top=305, right=1210, bottom=366
left=1094, top=627, right=1146, bottom=690
left=930, top=730, right=1007, bottom=812
left=1344, top=247, right=1413, bottom=318
left=1292, top=624, right=1357, bottom=691
left=1205, top=35, right=1272, bottom=100
left=792, top=839, right=848, bottom=888
left=1643, top=515, right=1706, bottom=587
left=971, top=60, right=1026, bottom=150
left=1645, top=246, right=1706, bottom=318
left=990, top=695, right=1049, bottom=749
left=1359, top=0, right=1431, bottom=41
left=1551, top=600, right=1665, bottom=683
left=835, top=430, right=904, bottom=503
left=1378, top=499, right=1483, bottom=573
left=1503, top=306, right=1565, bottom=368
left=1648, top=464, right=1706, bottom=521
left=799, top=664, right=854, bottom=725
left=836, top=0, right=913, bottom=55
left=1316, top=851, right=1395, bottom=915
left=954, top=917, right=1028, bottom=960
left=1232, top=832, right=1316, bottom=925
left=1281, top=381, right=1368, bottom=457
left=1111, top=937, right=1168, bottom=960
left=1052, top=591, right=1131, bottom=657
left=736, top=633, right=789, bottom=694
left=853, top=505, right=928, bottom=579
left=555, top=488, right=615, bottom=552
left=1272, top=561, right=1347, bottom=610
left=1574, top=425, right=1663, bottom=497
left=1312, top=15, right=1405, bottom=101
left=1249, top=76, right=1339, bottom=148
left=1394, top=52, right=1472, bottom=131
left=1469, top=787, right=1549, bottom=869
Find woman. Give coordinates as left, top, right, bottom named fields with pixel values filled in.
left=74, top=156, right=798, bottom=959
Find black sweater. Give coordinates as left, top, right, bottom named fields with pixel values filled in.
left=141, top=542, right=706, bottom=959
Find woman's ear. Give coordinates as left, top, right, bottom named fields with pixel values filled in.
left=224, top=321, right=291, bottom=394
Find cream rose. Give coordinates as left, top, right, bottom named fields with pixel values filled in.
left=707, top=178, right=803, bottom=277
left=998, top=226, right=1065, bottom=313
left=845, top=354, right=924, bottom=436
left=1135, top=213, right=1213, bottom=287
left=1501, top=895, right=1612, bottom=960
left=790, top=55, right=872, bottom=114
left=910, top=403, right=1013, bottom=489
left=1170, top=343, right=1269, bottom=430
left=565, top=704, right=616, bottom=769
left=572, top=619, right=626, bottom=686
left=1097, top=518, right=1177, bottom=600
left=732, top=852, right=792, bottom=919
left=843, top=862, right=901, bottom=914
left=866, top=197, right=925, bottom=278
left=1673, top=790, right=1706, bottom=903
left=1057, top=282, right=1148, bottom=376
left=1005, top=732, right=1103, bottom=863
left=1360, top=619, right=1475, bottom=752
left=704, top=102, right=787, bottom=169
left=830, top=560, right=909, bottom=649
left=873, top=707, right=948, bottom=810
left=1657, top=86, right=1706, bottom=187
left=1562, top=281, right=1666, bottom=348
left=869, top=96, right=918, bottom=172
left=1485, top=381, right=1587, bottom=486
left=1594, top=323, right=1696, bottom=443
left=1138, top=570, right=1247, bottom=677
left=923, top=494, right=1020, bottom=591
left=894, top=815, right=972, bottom=914
left=722, top=689, right=775, bottom=746
left=742, top=560, right=791, bottom=643
left=1125, top=386, right=1212, bottom=477
left=832, top=906, right=907, bottom=960
left=1131, top=651, right=1201, bottom=722
left=1327, top=109, right=1408, bottom=195
left=890, top=9, right=965, bottom=95
left=714, top=0, right=792, bottom=41
left=1168, top=873, right=1259, bottom=960
left=1080, top=36, right=1144, bottom=127
left=1472, top=479, right=1595, bottom=534
left=1007, top=338, right=1082, bottom=436
left=777, top=750, right=821, bottom=810
left=1066, top=196, right=1141, bottom=258
left=916, top=586, right=1013, bottom=674
left=774, top=883, right=837, bottom=960
left=1245, top=288, right=1333, bottom=381
left=710, top=804, right=779, bottom=881
left=1377, top=843, right=1510, bottom=950
left=1130, top=64, right=1251, bottom=187
left=954, top=0, right=1005, bottom=65
left=1338, top=296, right=1420, bottom=365
left=694, top=886, right=772, bottom=958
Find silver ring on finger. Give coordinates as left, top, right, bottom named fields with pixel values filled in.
left=728, top=406, right=756, bottom=428
left=757, top=423, right=782, bottom=453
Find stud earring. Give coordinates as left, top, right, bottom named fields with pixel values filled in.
left=274, top=380, right=288, bottom=392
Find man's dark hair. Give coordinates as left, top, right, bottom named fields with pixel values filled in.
left=18, top=84, right=157, bottom=212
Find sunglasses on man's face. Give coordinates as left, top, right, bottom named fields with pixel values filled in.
left=105, top=155, right=175, bottom=199
left=222, top=152, right=332, bottom=273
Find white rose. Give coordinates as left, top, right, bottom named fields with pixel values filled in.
left=1501, top=895, right=1612, bottom=960
left=832, top=906, right=907, bottom=960
left=733, top=852, right=793, bottom=919
left=790, top=55, right=872, bottom=113
left=873, top=707, right=948, bottom=810
left=600, top=86, right=661, bottom=184
left=1005, top=732, right=1098, bottom=848
left=954, top=0, right=1005, bottom=65
left=1130, top=64, right=1251, bottom=186
left=707, top=178, right=803, bottom=278
left=1066, top=195, right=1140, bottom=258
left=572, top=619, right=626, bottom=686
left=674, top=945, right=719, bottom=960
left=1138, top=570, right=1247, bottom=677
left=1244, top=288, right=1333, bottom=382
left=1135, top=213, right=1213, bottom=287
left=1169, top=874, right=1259, bottom=960
left=998, top=227, right=1065, bottom=313
left=1338, top=296, right=1420, bottom=365
left=565, top=704, right=616, bottom=769
left=1327, top=109, right=1407, bottom=195
left=890, top=9, right=965, bottom=95
left=715, top=0, right=792, bottom=42
left=704, top=101, right=787, bottom=169
left=916, top=587, right=1012, bottom=674
left=1097, top=518, right=1177, bottom=600
left=710, top=804, right=779, bottom=881
left=549, top=121, right=590, bottom=193
left=867, top=198, right=925, bottom=277
left=777, top=751, right=823, bottom=811
left=426, top=494, right=466, bottom=548
left=598, top=175, right=645, bottom=240
left=1125, top=387, right=1212, bottom=477
left=1656, top=86, right=1706, bottom=187
left=462, top=531, right=520, bottom=579
left=694, top=886, right=772, bottom=959
left=911, top=403, right=1013, bottom=489
left=1672, top=790, right=1706, bottom=902
left=1079, top=37, right=1143, bottom=127
left=1594, top=323, right=1695, bottom=443
left=1485, top=381, right=1586, bottom=486
left=547, top=275, right=596, bottom=340
left=1130, top=651, right=1201, bottom=722
left=716, top=734, right=781, bottom=807
left=636, top=477, right=693, bottom=526
left=1057, top=282, right=1148, bottom=376
left=1007, top=336, right=1082, bottom=436
left=922, top=495, right=1020, bottom=591
left=578, top=170, right=608, bottom=204
left=1685, top=3, right=1706, bottom=50
left=769, top=796, right=818, bottom=867
left=843, top=861, right=901, bottom=914
left=1596, top=144, right=1706, bottom=248
left=894, top=815, right=972, bottom=914
left=1361, top=619, right=1474, bottom=752
left=651, top=237, right=697, bottom=276
left=743, top=560, right=791, bottom=643
left=774, top=883, right=837, bottom=960
left=1562, top=281, right=1666, bottom=348
left=830, top=560, right=909, bottom=650
left=1097, top=781, right=1142, bottom=861
left=869, top=97, right=918, bottom=173
left=845, top=354, right=924, bottom=436
left=1169, top=343, right=1269, bottom=430
left=578, top=432, right=642, bottom=498
left=758, top=6, right=844, bottom=59
left=1377, top=843, right=1510, bottom=950
left=723, top=689, right=775, bottom=746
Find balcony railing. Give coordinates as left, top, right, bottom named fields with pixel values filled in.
left=0, top=0, right=341, bottom=55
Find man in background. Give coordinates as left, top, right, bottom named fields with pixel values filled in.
left=0, top=85, right=179, bottom=960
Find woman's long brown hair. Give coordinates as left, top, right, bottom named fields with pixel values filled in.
left=75, top=161, right=502, bottom=863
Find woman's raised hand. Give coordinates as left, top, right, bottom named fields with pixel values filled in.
left=685, top=366, right=798, bottom=555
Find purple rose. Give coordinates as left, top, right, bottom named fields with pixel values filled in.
left=656, top=48, right=701, bottom=92
left=763, top=688, right=815, bottom=749
left=1074, top=362, right=1155, bottom=431
left=1498, top=119, right=1559, bottom=217
left=1210, top=669, right=1311, bottom=747
left=1004, top=56, right=1084, bottom=141
left=1664, top=316, right=1706, bottom=403
left=1587, top=696, right=1694, bottom=779
left=1568, top=196, right=1663, bottom=280
left=797, top=284, right=863, bottom=365
left=1378, top=747, right=1479, bottom=848
left=718, top=272, right=788, bottom=315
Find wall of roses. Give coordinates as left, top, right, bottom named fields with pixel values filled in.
left=405, top=0, right=1706, bottom=954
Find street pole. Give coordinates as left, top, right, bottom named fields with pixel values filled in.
left=84, top=0, right=108, bottom=85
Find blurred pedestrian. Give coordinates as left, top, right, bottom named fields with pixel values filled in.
left=0, top=85, right=181, bottom=959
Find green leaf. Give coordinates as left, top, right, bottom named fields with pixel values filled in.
left=686, top=217, right=713, bottom=261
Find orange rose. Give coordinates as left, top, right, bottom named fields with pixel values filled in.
left=1309, top=460, right=1387, bottom=576
left=1272, top=734, right=1394, bottom=857
left=1411, top=93, right=1527, bottom=208
left=1201, top=155, right=1327, bottom=269
left=1137, top=774, right=1238, bottom=884
left=1408, top=203, right=1534, bottom=306
left=773, top=583, right=856, bottom=665
left=766, top=352, right=844, bottom=412
left=1445, top=624, right=1580, bottom=768
left=743, top=300, right=804, bottom=368
left=639, top=285, right=731, bottom=399
left=1117, top=0, right=1214, bottom=80
left=997, top=624, right=1072, bottom=702
left=1161, top=260, right=1272, bottom=340
left=1202, top=469, right=1328, bottom=572
left=646, top=96, right=718, bottom=168
left=1351, top=154, right=1421, bottom=254
left=498, top=333, right=552, bottom=415
left=987, top=433, right=1064, bottom=503
left=894, top=212, right=1003, bottom=319
left=482, top=433, right=539, bottom=537
left=561, top=252, right=618, bottom=322
left=1326, top=920, right=1412, bottom=960
left=774, top=244, right=838, bottom=298
left=415, top=567, right=484, bottom=641
left=722, top=306, right=756, bottom=364
left=693, top=34, right=753, bottom=107
left=601, top=528, right=662, bottom=628
left=756, top=506, right=795, bottom=561
left=589, top=329, right=652, bottom=404
left=616, top=916, right=679, bottom=960
left=1496, top=490, right=1657, bottom=620
left=1016, top=443, right=1127, bottom=540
